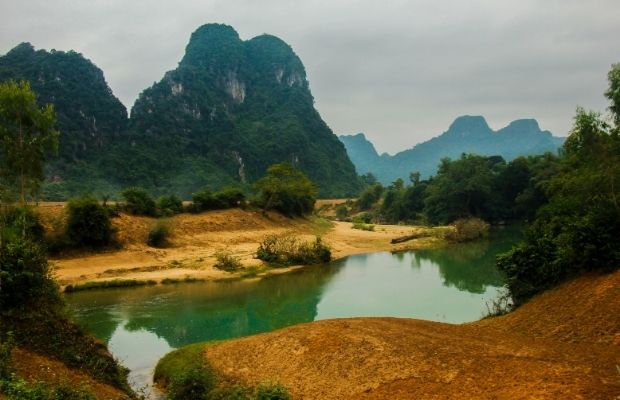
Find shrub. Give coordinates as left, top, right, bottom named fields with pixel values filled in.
left=191, top=188, right=223, bottom=212
left=335, top=204, right=348, bottom=220
left=121, top=187, right=156, bottom=216
left=351, top=212, right=373, bottom=224
left=444, top=218, right=490, bottom=242
left=256, top=233, right=331, bottom=266
left=253, top=163, right=317, bottom=216
left=215, top=188, right=246, bottom=208
left=0, top=238, right=60, bottom=310
left=352, top=222, right=374, bottom=231
left=148, top=220, right=171, bottom=248
left=0, top=332, right=14, bottom=379
left=156, top=195, right=183, bottom=216
left=214, top=249, right=242, bottom=271
left=254, top=381, right=291, bottom=400
left=65, top=196, right=115, bottom=249
left=0, top=206, right=44, bottom=243
left=167, top=365, right=216, bottom=400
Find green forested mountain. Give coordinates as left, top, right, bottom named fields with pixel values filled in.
left=340, top=116, right=564, bottom=184
left=0, top=24, right=362, bottom=199
left=113, top=24, right=361, bottom=197
left=0, top=42, right=128, bottom=198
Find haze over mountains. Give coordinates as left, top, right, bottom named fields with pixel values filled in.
left=0, top=23, right=361, bottom=199
left=340, top=116, right=565, bottom=184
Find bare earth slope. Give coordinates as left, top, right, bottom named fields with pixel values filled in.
left=203, top=270, right=620, bottom=399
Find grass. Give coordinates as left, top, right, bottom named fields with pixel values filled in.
left=352, top=222, right=375, bottom=231
left=256, top=232, right=331, bottom=267
left=155, top=342, right=290, bottom=400
left=214, top=249, right=243, bottom=272
left=161, top=277, right=206, bottom=284
left=64, top=279, right=157, bottom=293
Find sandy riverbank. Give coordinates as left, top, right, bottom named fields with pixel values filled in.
left=37, top=204, right=445, bottom=288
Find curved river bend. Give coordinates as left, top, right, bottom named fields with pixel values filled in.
left=65, top=227, right=520, bottom=397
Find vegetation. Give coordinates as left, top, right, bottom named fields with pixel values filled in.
left=0, top=80, right=59, bottom=204
left=64, top=279, right=157, bottom=293
left=352, top=222, right=374, bottom=231
left=156, top=194, right=183, bottom=216
left=214, top=249, right=243, bottom=272
left=191, top=187, right=245, bottom=212
left=121, top=187, right=156, bottom=216
left=0, top=377, right=97, bottom=400
left=155, top=343, right=290, bottom=400
left=256, top=232, right=331, bottom=266
left=65, top=196, right=115, bottom=248
left=147, top=219, right=171, bottom=248
left=253, top=163, right=317, bottom=216
left=497, top=63, right=620, bottom=306
left=444, top=218, right=490, bottom=242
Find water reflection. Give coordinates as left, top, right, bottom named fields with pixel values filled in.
left=65, top=227, right=520, bottom=396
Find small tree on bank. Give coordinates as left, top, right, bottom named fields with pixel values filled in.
left=0, top=80, right=59, bottom=204
left=253, top=163, right=317, bottom=216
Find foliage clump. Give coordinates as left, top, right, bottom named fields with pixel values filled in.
left=147, top=219, right=171, bottom=248
left=444, top=218, right=490, bottom=242
left=65, top=196, right=116, bottom=248
left=256, top=233, right=331, bottom=266
left=352, top=222, right=375, bottom=231
left=253, top=163, right=317, bottom=216
left=214, top=249, right=243, bottom=271
left=121, top=187, right=156, bottom=216
left=191, top=187, right=246, bottom=212
left=156, top=194, right=183, bottom=216
left=497, top=63, right=620, bottom=306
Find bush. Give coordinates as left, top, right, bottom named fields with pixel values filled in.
left=65, top=196, right=115, bottom=249
left=156, top=195, right=183, bottom=216
left=335, top=204, right=348, bottom=220
left=0, top=238, right=60, bottom=310
left=215, top=188, right=246, bottom=208
left=167, top=365, right=216, bottom=400
left=253, top=382, right=291, bottom=400
left=256, top=233, right=331, bottom=266
left=352, top=223, right=374, bottom=231
left=0, top=332, right=14, bottom=379
left=0, top=206, right=44, bottom=243
left=253, top=163, right=317, bottom=216
left=444, top=218, right=490, bottom=242
left=214, top=249, right=242, bottom=271
left=0, top=378, right=97, bottom=400
left=121, top=187, right=156, bottom=216
left=147, top=220, right=171, bottom=248
left=191, top=188, right=223, bottom=212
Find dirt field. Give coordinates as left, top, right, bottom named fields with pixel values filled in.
left=38, top=204, right=442, bottom=287
left=202, top=269, right=620, bottom=399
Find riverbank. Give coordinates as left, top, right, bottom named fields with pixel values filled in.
left=38, top=203, right=445, bottom=289
left=158, top=268, right=620, bottom=399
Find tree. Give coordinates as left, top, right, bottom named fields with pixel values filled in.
left=497, top=63, right=620, bottom=306
left=0, top=80, right=59, bottom=204
left=253, top=163, right=317, bottom=216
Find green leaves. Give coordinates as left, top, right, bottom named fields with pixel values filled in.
left=0, top=80, right=59, bottom=203
left=253, top=163, right=317, bottom=216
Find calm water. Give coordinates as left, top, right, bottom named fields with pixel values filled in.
left=65, top=227, right=520, bottom=396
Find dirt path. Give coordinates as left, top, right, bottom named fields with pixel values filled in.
left=202, top=270, right=620, bottom=399
left=40, top=204, right=442, bottom=287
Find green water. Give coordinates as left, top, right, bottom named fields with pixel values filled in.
left=65, top=227, right=520, bottom=396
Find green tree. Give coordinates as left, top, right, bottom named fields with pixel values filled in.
left=498, top=64, right=620, bottom=306
left=0, top=80, right=59, bottom=204
left=253, top=163, right=317, bottom=216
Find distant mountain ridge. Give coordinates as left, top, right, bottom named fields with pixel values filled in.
left=0, top=24, right=362, bottom=199
left=339, top=115, right=564, bottom=184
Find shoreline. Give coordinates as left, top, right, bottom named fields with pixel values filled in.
left=41, top=205, right=448, bottom=291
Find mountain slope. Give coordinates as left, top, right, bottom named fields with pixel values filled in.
left=340, top=116, right=564, bottom=184
left=120, top=23, right=361, bottom=197
left=0, top=42, right=128, bottom=198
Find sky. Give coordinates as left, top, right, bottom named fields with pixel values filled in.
left=1, top=0, right=619, bottom=154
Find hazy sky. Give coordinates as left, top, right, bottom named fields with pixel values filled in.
left=1, top=0, right=619, bottom=154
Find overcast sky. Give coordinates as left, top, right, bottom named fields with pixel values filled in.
left=1, top=0, right=619, bottom=154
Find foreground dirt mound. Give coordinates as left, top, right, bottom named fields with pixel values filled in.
left=8, top=348, right=130, bottom=399
left=203, top=271, right=620, bottom=399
